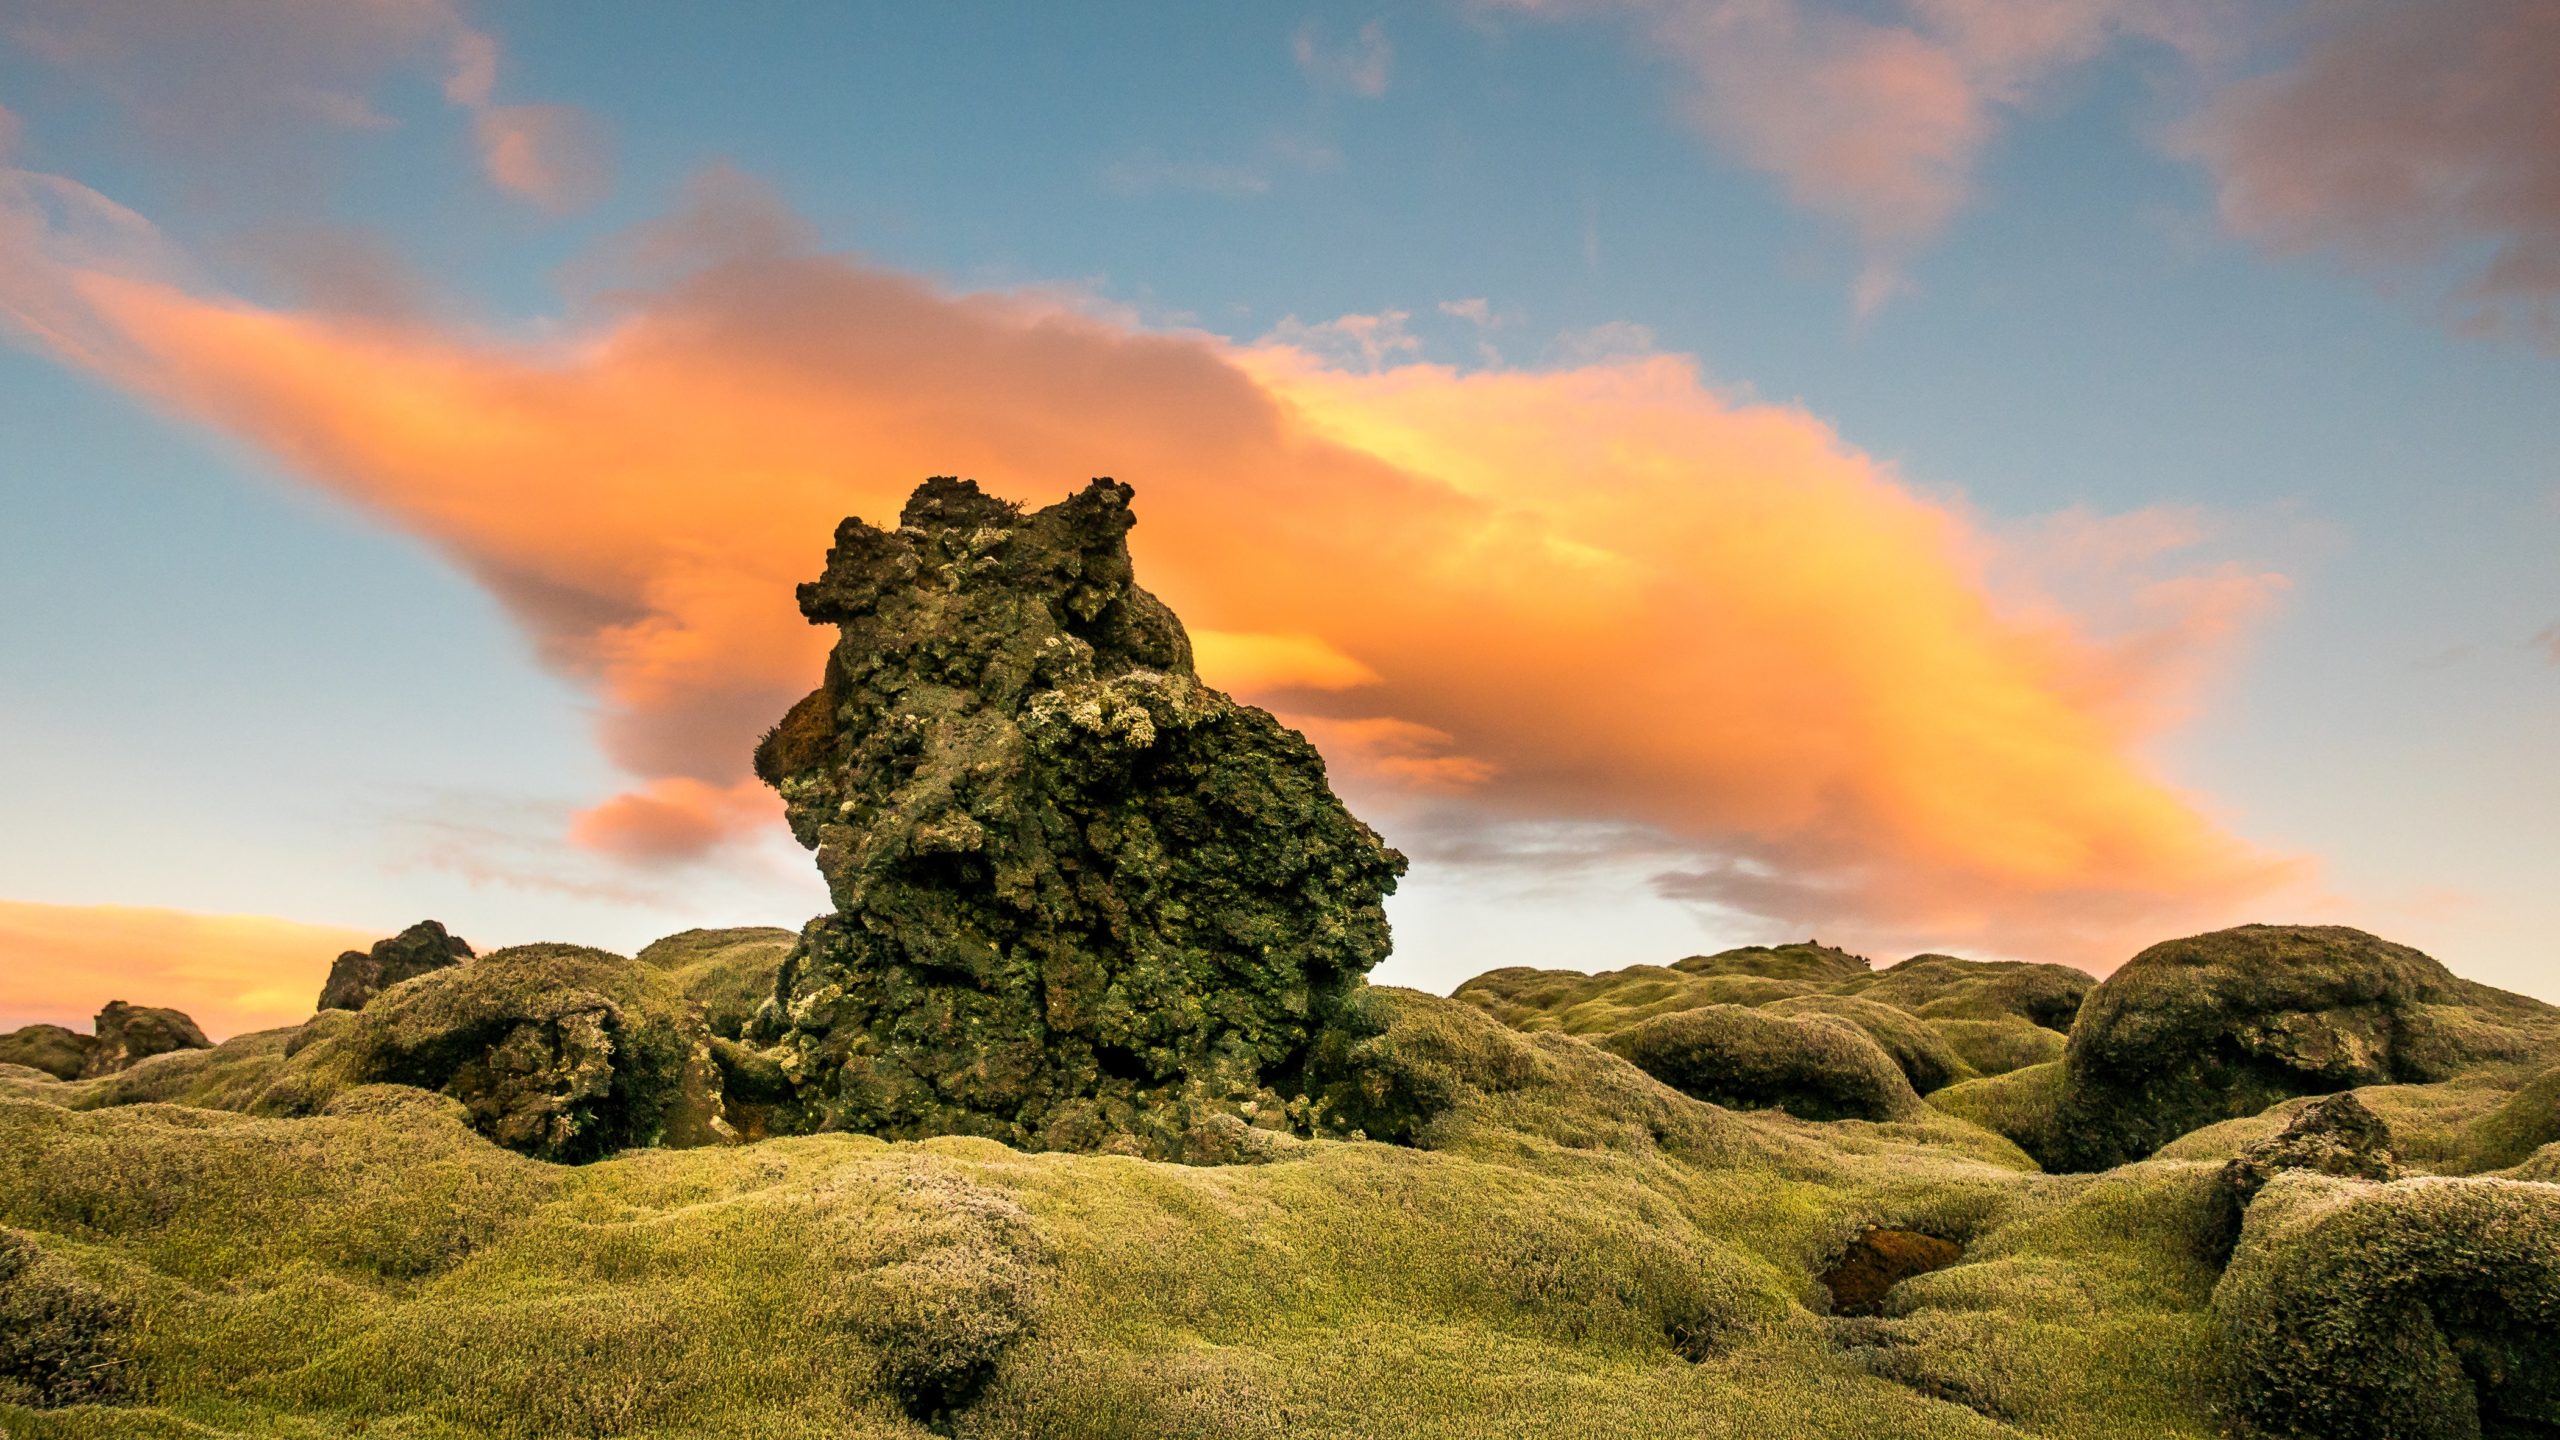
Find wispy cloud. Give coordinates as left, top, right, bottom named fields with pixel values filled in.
left=1294, top=19, right=1395, bottom=98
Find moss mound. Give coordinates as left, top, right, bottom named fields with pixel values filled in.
left=635, top=925, right=797, bottom=1040
left=0, top=1026, right=95, bottom=1083
left=1603, top=1004, right=1920, bottom=1122
left=1764, top=994, right=1969, bottom=1095
left=322, top=943, right=732, bottom=1162
left=2047, top=926, right=2560, bottom=1172
left=0, top=1227, right=131, bottom=1408
left=1840, top=954, right=2092, bottom=1033
left=751, top=478, right=1405, bottom=1159
left=2212, top=1173, right=2560, bottom=1439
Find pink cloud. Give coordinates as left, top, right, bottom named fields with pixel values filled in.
left=2182, top=0, right=2560, bottom=346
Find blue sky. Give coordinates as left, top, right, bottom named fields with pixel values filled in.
left=2, top=0, right=2555, bottom=1030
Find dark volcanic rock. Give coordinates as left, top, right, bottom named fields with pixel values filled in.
left=81, top=1001, right=210, bottom=1077
left=317, top=919, right=474, bottom=1012
left=2212, top=1172, right=2560, bottom=1440
left=0, top=1024, right=98, bottom=1082
left=2200, top=1092, right=2402, bottom=1264
left=749, top=477, right=1406, bottom=1157
left=2046, top=925, right=2558, bottom=1172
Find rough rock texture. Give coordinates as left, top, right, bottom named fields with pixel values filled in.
left=2212, top=1172, right=2560, bottom=1439
left=81, top=1000, right=210, bottom=1077
left=0, top=1227, right=130, bottom=1408
left=0, top=1024, right=96, bottom=1082
left=2047, top=925, right=2559, bottom=1172
left=1604, top=1004, right=1919, bottom=1122
left=317, top=919, right=474, bottom=1012
left=2200, top=1092, right=2402, bottom=1263
left=748, top=478, right=1406, bottom=1157
left=325, top=943, right=733, bottom=1161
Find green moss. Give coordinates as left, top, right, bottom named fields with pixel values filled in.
left=635, top=927, right=797, bottom=1040
left=1928, top=1061, right=2064, bottom=1161
left=2211, top=1173, right=2560, bottom=1439
left=1764, top=995, right=1970, bottom=1095
left=1604, top=1005, right=1920, bottom=1122
left=0, top=1027, right=97, bottom=1083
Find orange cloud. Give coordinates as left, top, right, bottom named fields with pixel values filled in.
left=0, top=900, right=378, bottom=1041
left=0, top=167, right=2301, bottom=964
left=2181, top=0, right=2560, bottom=346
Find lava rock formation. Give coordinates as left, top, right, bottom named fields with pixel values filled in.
left=749, top=476, right=1406, bottom=1157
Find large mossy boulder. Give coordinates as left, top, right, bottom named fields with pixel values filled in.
left=1603, top=1004, right=1919, bottom=1122
left=1762, top=993, right=1969, bottom=1095
left=749, top=478, right=1405, bottom=1158
left=320, top=943, right=732, bottom=1162
left=81, top=1001, right=210, bottom=1076
left=0, top=1025, right=96, bottom=1082
left=2212, top=1172, right=2560, bottom=1439
left=316, top=919, right=473, bottom=1012
left=2047, top=926, right=2559, bottom=1172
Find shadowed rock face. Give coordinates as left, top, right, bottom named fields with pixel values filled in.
left=750, top=477, right=1406, bottom=1157
left=2200, top=1092, right=2402, bottom=1264
left=317, top=920, right=474, bottom=1012
left=81, top=1001, right=209, bottom=1077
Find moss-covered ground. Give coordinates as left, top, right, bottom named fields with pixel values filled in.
left=4, top=931, right=2558, bottom=1438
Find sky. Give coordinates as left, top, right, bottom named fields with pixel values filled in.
left=2, top=0, right=2555, bottom=1039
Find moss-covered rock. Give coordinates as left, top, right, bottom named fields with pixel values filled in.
left=2211, top=1172, right=2560, bottom=1439
left=1927, top=1059, right=2066, bottom=1160
left=2199, top=1092, right=2401, bottom=1263
left=316, top=919, right=473, bottom=1012
left=751, top=478, right=1405, bottom=1159
left=1603, top=1004, right=1920, bottom=1122
left=0, top=1025, right=95, bottom=1082
left=1764, top=994, right=1970, bottom=1095
left=81, top=1001, right=210, bottom=1076
left=318, top=943, right=733, bottom=1162
left=1670, top=942, right=1873, bottom=984
left=2048, top=926, right=2560, bottom=1172
left=1840, top=954, right=2092, bottom=1033
left=636, top=926, right=797, bottom=1040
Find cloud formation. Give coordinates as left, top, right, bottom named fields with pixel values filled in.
left=0, top=900, right=376, bottom=1040
left=2181, top=0, right=2560, bottom=346
left=0, top=165, right=2297, bottom=964
left=1480, top=0, right=2217, bottom=307
left=4, top=0, right=608, bottom=213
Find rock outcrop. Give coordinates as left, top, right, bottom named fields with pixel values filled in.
left=749, top=477, right=1406, bottom=1157
left=2046, top=925, right=2559, bottom=1171
left=317, top=919, right=474, bottom=1012
left=81, top=1001, right=210, bottom=1077
left=2200, top=1092, right=2402, bottom=1263
left=0, top=1024, right=96, bottom=1082
left=319, top=943, right=733, bottom=1161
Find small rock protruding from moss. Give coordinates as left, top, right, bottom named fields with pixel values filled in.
left=2046, top=925, right=2559, bottom=1172
left=1820, top=1228, right=1964, bottom=1316
left=0, top=1024, right=98, bottom=1082
left=750, top=478, right=1406, bottom=1159
left=81, top=1000, right=210, bottom=1077
left=0, top=1228, right=132, bottom=1409
left=1604, top=1004, right=1920, bottom=1122
left=2212, top=1172, right=2560, bottom=1440
left=317, top=919, right=474, bottom=1012
left=2200, top=1092, right=2401, bottom=1264
left=321, top=943, right=733, bottom=1162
